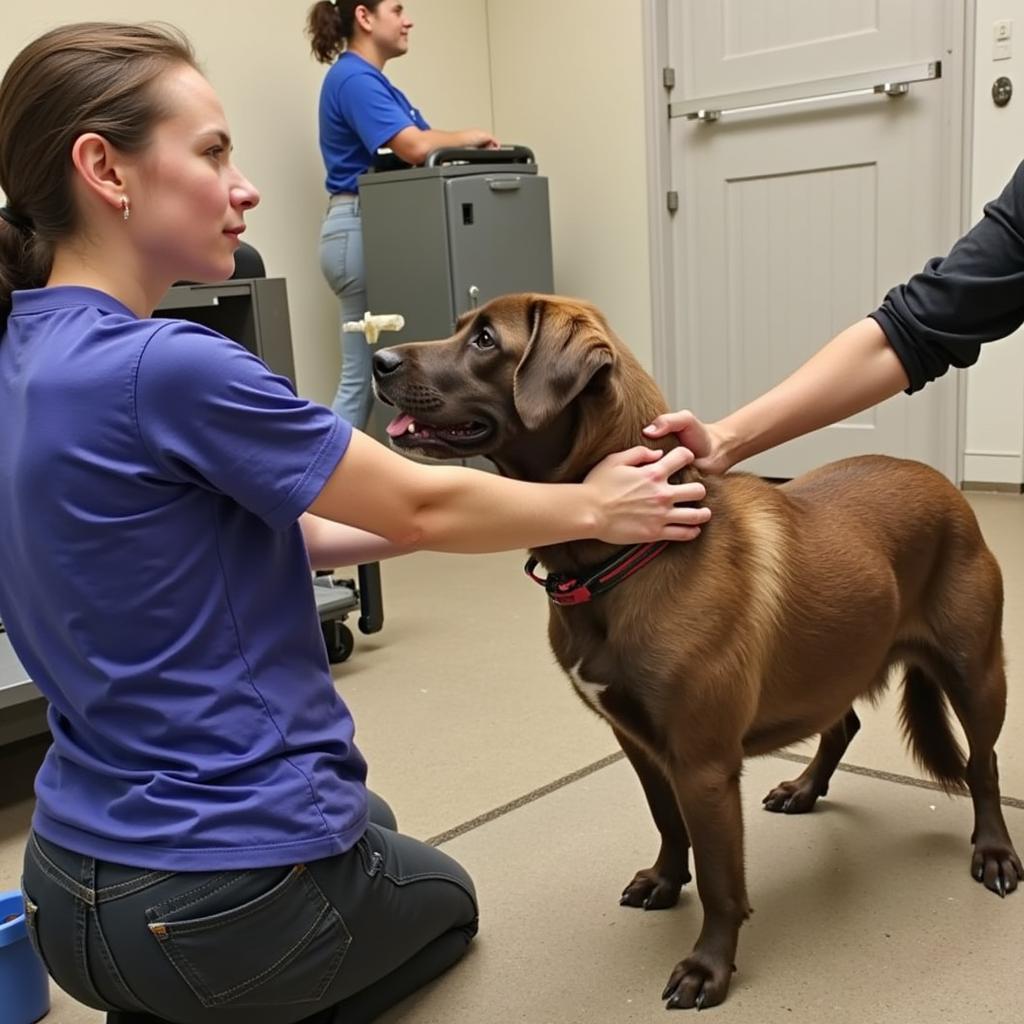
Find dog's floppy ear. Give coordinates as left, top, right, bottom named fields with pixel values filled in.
left=513, top=299, right=615, bottom=431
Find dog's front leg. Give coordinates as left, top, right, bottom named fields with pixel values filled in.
left=612, top=726, right=692, bottom=910
left=661, top=754, right=750, bottom=1011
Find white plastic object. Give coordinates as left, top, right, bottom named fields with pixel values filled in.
left=342, top=311, right=405, bottom=345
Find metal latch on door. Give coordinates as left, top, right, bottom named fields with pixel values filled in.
left=671, top=60, right=942, bottom=123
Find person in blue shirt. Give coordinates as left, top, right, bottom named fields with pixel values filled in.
left=0, top=21, right=709, bottom=1024
left=306, top=0, right=499, bottom=430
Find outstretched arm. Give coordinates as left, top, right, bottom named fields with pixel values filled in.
left=645, top=318, right=908, bottom=474
left=308, top=430, right=711, bottom=553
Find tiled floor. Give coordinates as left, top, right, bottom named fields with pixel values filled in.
left=2, top=492, right=1023, bottom=1024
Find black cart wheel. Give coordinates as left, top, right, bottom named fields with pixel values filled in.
left=322, top=620, right=355, bottom=664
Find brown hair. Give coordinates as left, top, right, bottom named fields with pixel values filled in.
left=306, top=1, right=386, bottom=64
left=0, top=22, right=197, bottom=332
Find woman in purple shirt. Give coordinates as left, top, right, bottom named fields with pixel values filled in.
left=0, top=21, right=708, bottom=1024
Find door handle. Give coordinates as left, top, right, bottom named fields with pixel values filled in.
left=670, top=60, right=941, bottom=123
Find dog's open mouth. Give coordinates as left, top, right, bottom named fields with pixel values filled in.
left=385, top=412, right=493, bottom=449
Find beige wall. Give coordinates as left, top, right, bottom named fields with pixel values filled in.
left=1, top=0, right=653, bottom=403
left=384, top=0, right=494, bottom=132
left=486, top=0, right=655, bottom=368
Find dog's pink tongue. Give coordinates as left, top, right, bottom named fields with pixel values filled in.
left=386, top=413, right=415, bottom=438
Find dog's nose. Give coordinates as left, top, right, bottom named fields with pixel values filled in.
left=372, top=349, right=404, bottom=379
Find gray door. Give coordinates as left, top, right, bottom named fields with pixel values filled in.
left=655, top=0, right=966, bottom=479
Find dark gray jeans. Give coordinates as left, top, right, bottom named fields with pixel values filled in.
left=20, top=793, right=478, bottom=1024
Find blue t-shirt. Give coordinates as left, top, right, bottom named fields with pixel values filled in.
left=319, top=51, right=430, bottom=194
left=0, top=286, right=368, bottom=870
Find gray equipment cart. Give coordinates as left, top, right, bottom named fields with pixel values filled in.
left=358, top=145, right=554, bottom=344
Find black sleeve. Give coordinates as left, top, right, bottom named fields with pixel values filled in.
left=869, top=159, right=1024, bottom=392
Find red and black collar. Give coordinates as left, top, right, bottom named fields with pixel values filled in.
left=524, top=541, right=670, bottom=606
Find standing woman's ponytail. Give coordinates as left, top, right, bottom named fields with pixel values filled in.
left=306, top=1, right=385, bottom=64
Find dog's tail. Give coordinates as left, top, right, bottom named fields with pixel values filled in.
left=898, top=663, right=968, bottom=794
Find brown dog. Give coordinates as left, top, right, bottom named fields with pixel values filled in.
left=372, top=294, right=1022, bottom=1010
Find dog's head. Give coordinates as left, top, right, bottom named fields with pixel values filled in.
left=372, top=294, right=667, bottom=481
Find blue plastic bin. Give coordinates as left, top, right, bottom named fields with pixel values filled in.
left=0, top=890, right=50, bottom=1023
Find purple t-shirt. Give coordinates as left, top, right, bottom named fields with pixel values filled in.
left=0, top=286, right=367, bottom=870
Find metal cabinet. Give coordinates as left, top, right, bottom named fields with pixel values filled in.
left=359, top=146, right=554, bottom=344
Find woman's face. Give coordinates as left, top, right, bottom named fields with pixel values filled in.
left=124, top=64, right=260, bottom=287
left=367, top=1, right=413, bottom=59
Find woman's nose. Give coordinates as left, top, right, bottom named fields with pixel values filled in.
left=231, top=169, right=260, bottom=211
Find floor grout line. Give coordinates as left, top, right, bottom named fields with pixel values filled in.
left=426, top=751, right=625, bottom=847
left=428, top=750, right=1024, bottom=847
left=774, top=750, right=1024, bottom=808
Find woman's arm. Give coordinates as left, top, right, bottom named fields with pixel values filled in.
left=299, top=514, right=410, bottom=569
left=387, top=126, right=498, bottom=166
left=307, top=431, right=710, bottom=553
left=646, top=317, right=909, bottom=474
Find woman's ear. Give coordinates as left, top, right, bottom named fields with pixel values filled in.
left=353, top=4, right=376, bottom=33
left=69, top=133, right=127, bottom=216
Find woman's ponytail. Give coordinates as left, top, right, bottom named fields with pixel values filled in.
left=0, top=213, right=47, bottom=336
left=306, top=1, right=385, bottom=64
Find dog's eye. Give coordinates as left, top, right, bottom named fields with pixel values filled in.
left=471, top=327, right=497, bottom=351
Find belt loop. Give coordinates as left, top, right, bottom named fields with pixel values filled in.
left=328, top=192, right=360, bottom=213
left=79, top=853, right=97, bottom=907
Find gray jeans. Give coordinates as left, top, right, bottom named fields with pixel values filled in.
left=20, top=792, right=478, bottom=1024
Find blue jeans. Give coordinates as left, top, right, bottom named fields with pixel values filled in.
left=319, top=196, right=374, bottom=430
left=21, top=792, right=478, bottom=1024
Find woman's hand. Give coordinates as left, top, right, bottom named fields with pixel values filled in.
left=465, top=129, right=499, bottom=149
left=584, top=445, right=710, bottom=544
left=643, top=411, right=732, bottom=476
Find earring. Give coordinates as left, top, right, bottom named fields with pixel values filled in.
left=120, top=195, right=130, bottom=221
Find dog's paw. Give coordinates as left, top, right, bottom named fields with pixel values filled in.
left=662, top=952, right=735, bottom=1010
left=971, top=839, right=1024, bottom=897
left=762, top=778, right=822, bottom=814
left=620, top=867, right=689, bottom=910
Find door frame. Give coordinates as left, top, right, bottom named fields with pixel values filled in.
left=642, top=0, right=975, bottom=484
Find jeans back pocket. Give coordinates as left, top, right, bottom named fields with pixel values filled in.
left=146, top=864, right=349, bottom=1009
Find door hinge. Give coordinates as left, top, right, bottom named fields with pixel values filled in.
left=666, top=190, right=679, bottom=213
left=663, top=66, right=676, bottom=90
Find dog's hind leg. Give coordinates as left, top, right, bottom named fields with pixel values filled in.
left=614, top=726, right=692, bottom=910
left=943, top=653, right=1023, bottom=896
left=762, top=707, right=861, bottom=814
